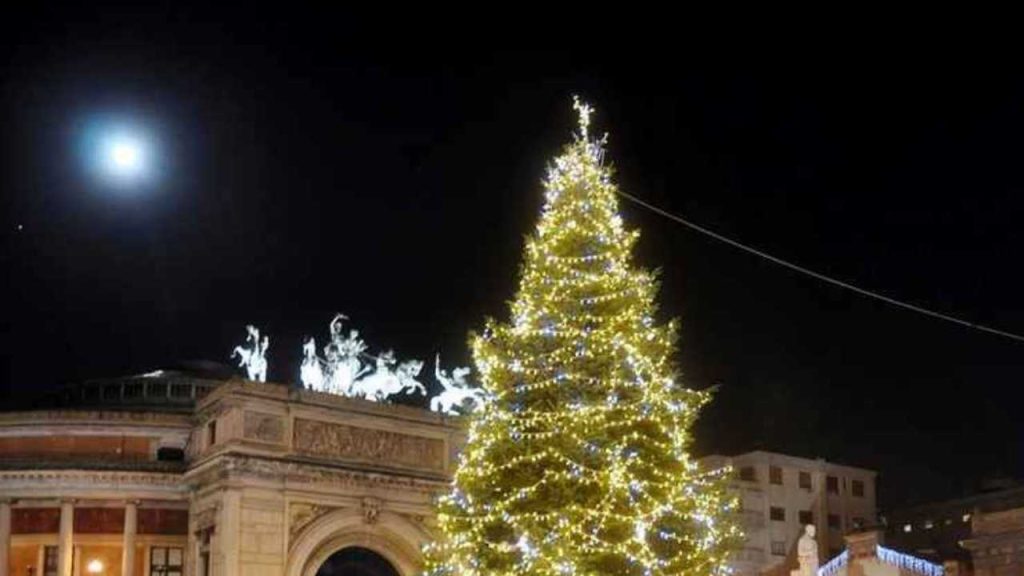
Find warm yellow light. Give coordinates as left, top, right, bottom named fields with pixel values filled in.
left=425, top=99, right=742, bottom=576
left=86, top=559, right=104, bottom=574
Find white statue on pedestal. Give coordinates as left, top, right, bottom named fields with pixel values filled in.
left=350, top=351, right=427, bottom=401
left=232, top=325, right=269, bottom=382
left=297, top=314, right=485, bottom=410
left=301, top=337, right=324, bottom=391
left=792, top=524, right=819, bottom=576
left=322, top=314, right=369, bottom=395
left=431, top=354, right=487, bottom=415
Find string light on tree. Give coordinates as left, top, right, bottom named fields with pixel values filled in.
left=425, top=98, right=742, bottom=575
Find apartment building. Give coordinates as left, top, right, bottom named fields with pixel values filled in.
left=702, top=451, right=878, bottom=576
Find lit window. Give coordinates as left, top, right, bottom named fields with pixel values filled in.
left=44, top=546, right=58, bottom=576
left=963, top=513, right=972, bottom=523
left=903, top=524, right=913, bottom=533
left=150, top=546, right=184, bottom=576
left=923, top=520, right=934, bottom=530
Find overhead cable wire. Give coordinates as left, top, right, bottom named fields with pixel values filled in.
left=616, top=190, right=1024, bottom=344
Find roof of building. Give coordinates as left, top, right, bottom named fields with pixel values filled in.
left=702, top=450, right=877, bottom=476
left=3, top=361, right=249, bottom=414
left=887, top=482, right=1024, bottom=519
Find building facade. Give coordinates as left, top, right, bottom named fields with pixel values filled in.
left=885, top=483, right=1024, bottom=565
left=702, top=451, right=878, bottom=576
left=0, top=373, right=464, bottom=576
left=961, top=505, right=1024, bottom=576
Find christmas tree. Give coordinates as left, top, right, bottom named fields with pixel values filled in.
left=426, top=99, right=741, bottom=576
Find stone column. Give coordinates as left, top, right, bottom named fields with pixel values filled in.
left=122, top=501, right=138, bottom=576
left=0, top=499, right=11, bottom=576
left=58, top=500, right=74, bottom=576
left=220, top=491, right=241, bottom=576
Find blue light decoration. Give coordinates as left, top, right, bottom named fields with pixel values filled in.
left=817, top=547, right=944, bottom=576
left=877, top=546, right=944, bottom=576
left=817, top=550, right=848, bottom=576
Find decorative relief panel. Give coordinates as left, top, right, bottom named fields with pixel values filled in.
left=74, top=507, right=125, bottom=533
left=192, top=505, right=219, bottom=532
left=289, top=502, right=336, bottom=542
left=11, top=508, right=60, bottom=534
left=138, top=508, right=189, bottom=535
left=243, top=411, right=284, bottom=444
left=293, top=418, right=444, bottom=472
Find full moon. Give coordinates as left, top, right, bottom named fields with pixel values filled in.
left=103, top=134, right=147, bottom=179
left=79, top=116, right=158, bottom=189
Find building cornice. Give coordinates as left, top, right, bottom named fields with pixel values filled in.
left=185, top=454, right=448, bottom=496
left=0, top=468, right=188, bottom=500
left=0, top=409, right=192, bottom=429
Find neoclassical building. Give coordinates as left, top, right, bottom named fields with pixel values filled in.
left=0, top=371, right=465, bottom=576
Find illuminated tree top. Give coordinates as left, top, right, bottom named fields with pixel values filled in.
left=426, top=99, right=741, bottom=575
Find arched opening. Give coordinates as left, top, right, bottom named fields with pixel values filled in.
left=316, top=546, right=401, bottom=576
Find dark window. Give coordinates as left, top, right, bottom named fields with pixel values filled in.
left=157, top=447, right=185, bottom=462
left=124, top=382, right=143, bottom=399
left=84, top=385, right=101, bottom=402
left=771, top=541, right=787, bottom=556
left=852, top=479, right=865, bottom=497
left=103, top=384, right=121, bottom=400
left=150, top=546, right=184, bottom=576
left=799, top=471, right=812, bottom=491
left=147, top=382, right=168, bottom=398
left=207, top=420, right=217, bottom=446
left=826, top=475, right=839, bottom=494
left=799, top=510, right=814, bottom=525
left=770, top=466, right=783, bottom=485
left=828, top=514, right=841, bottom=529
left=852, top=517, right=865, bottom=530
left=770, top=507, right=785, bottom=521
left=739, top=466, right=757, bottom=482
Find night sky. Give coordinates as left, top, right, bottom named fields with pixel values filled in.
left=2, top=9, right=1022, bottom=509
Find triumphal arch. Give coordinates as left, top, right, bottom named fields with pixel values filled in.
left=0, top=371, right=464, bottom=576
